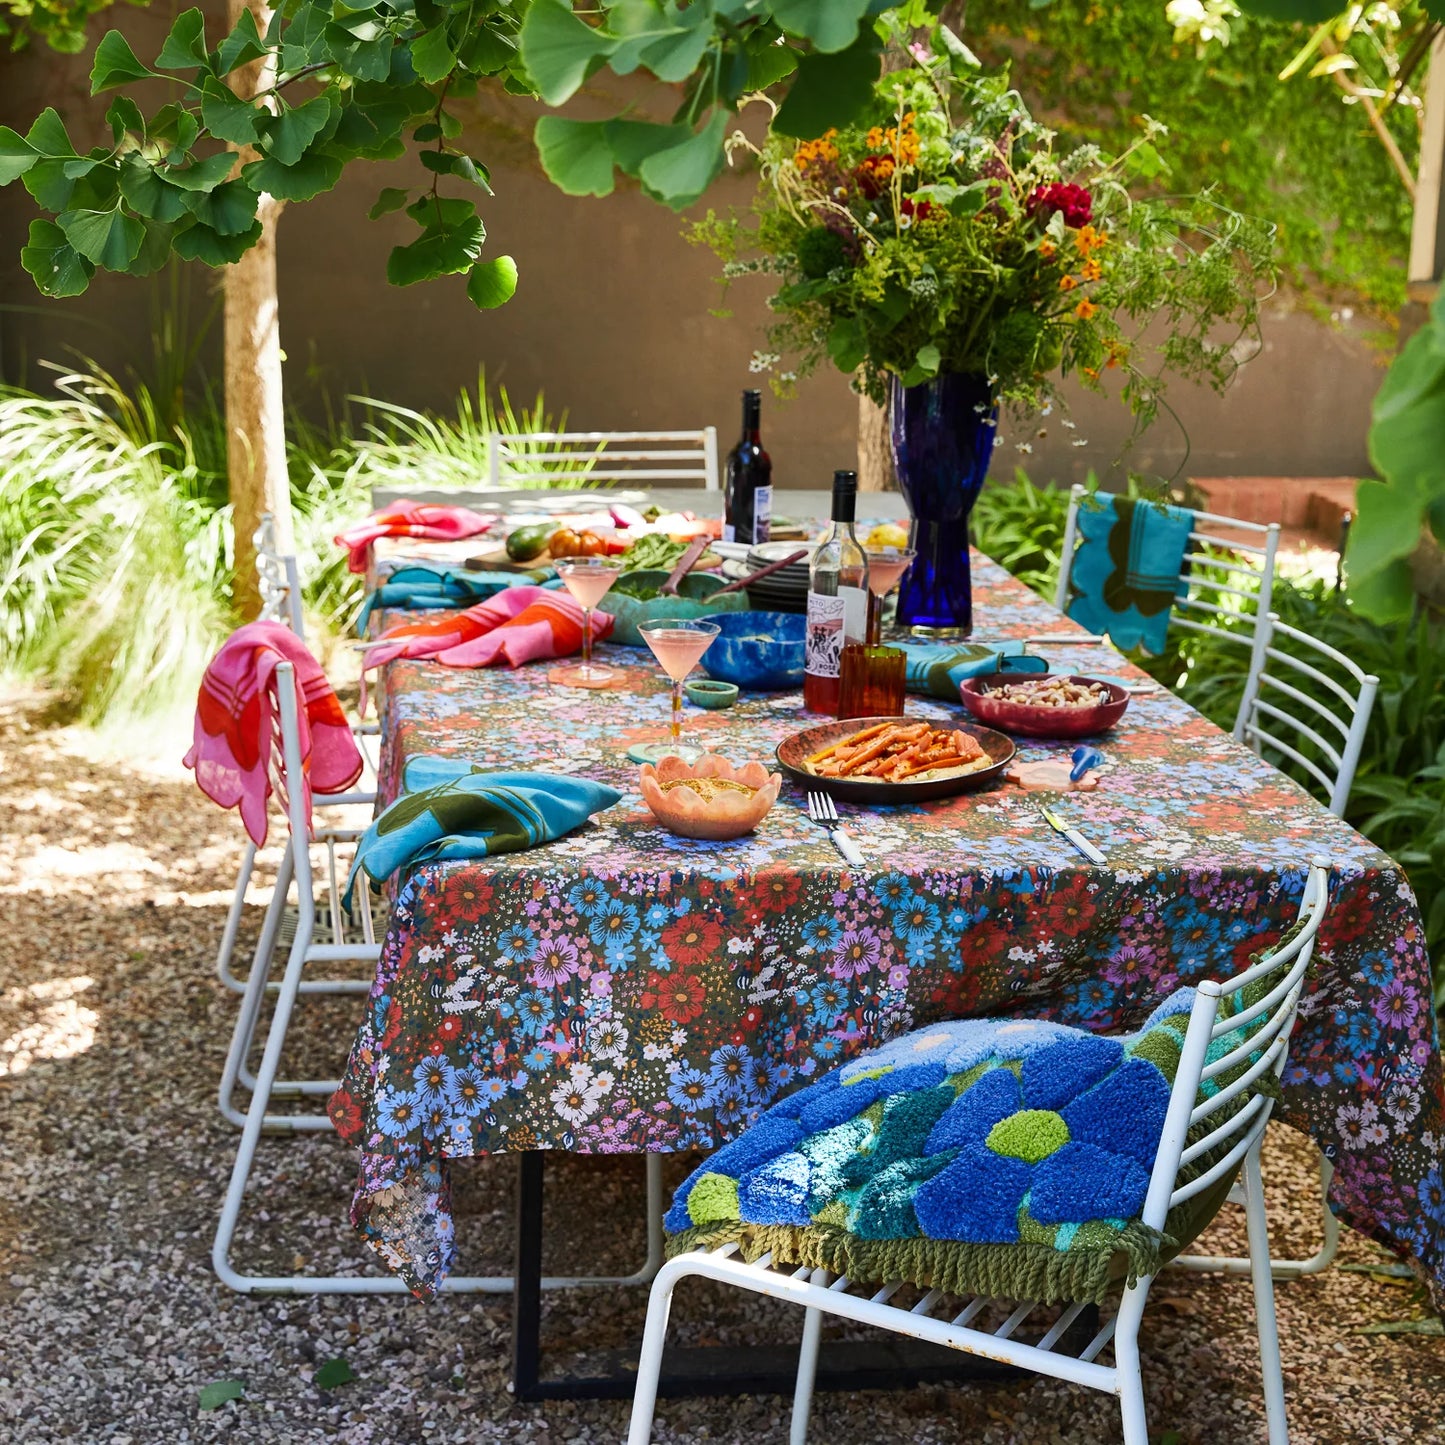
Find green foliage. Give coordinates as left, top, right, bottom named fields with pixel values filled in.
left=0, top=364, right=568, bottom=717
left=2, top=3, right=959, bottom=303
left=696, top=31, right=1275, bottom=419
left=977, top=0, right=1420, bottom=319
left=970, top=467, right=1072, bottom=596
left=1346, top=287, right=1445, bottom=622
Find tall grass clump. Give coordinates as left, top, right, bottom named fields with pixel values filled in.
left=0, top=366, right=232, bottom=727
left=0, top=364, right=572, bottom=724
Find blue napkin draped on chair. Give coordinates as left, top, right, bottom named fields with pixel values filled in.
left=1063, top=494, right=1194, bottom=655
left=343, top=756, right=621, bottom=906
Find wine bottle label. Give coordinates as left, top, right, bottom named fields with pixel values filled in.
left=840, top=584, right=868, bottom=644
left=722, top=523, right=736, bottom=543
left=805, top=593, right=845, bottom=679
left=752, top=485, right=772, bottom=542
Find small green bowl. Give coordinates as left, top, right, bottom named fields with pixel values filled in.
left=684, top=679, right=738, bottom=710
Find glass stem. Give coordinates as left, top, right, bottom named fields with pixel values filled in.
left=866, top=592, right=882, bottom=648
left=581, top=607, right=592, bottom=671
left=671, top=680, right=682, bottom=743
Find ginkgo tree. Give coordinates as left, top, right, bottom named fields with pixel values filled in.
left=0, top=0, right=924, bottom=605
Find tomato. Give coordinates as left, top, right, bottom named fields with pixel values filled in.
left=576, top=531, right=607, bottom=557
left=549, top=528, right=581, bottom=558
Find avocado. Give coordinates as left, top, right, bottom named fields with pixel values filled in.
left=505, top=523, right=554, bottom=563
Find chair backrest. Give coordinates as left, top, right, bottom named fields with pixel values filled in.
left=485, top=429, right=720, bottom=492
left=1054, top=486, right=1281, bottom=722
left=1140, top=857, right=1329, bottom=1236
left=1234, top=612, right=1380, bottom=816
left=254, top=513, right=305, bottom=639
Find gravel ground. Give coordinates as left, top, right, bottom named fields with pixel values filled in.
left=2, top=692, right=1443, bottom=1445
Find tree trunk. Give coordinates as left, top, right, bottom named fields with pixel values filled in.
left=857, top=388, right=895, bottom=491
left=226, top=0, right=291, bottom=619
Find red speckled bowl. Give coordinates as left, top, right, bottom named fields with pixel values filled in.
left=958, top=674, right=1130, bottom=739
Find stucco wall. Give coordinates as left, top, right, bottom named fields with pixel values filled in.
left=0, top=10, right=1387, bottom=489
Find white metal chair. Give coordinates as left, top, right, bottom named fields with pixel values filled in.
left=487, top=429, right=720, bottom=492
left=1173, top=615, right=1381, bottom=1283
left=216, top=515, right=379, bottom=1008
left=628, top=860, right=1331, bottom=1445
left=1055, top=484, right=1281, bottom=735
left=213, top=660, right=665, bottom=1295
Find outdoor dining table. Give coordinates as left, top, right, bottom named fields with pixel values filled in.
left=329, top=545, right=1445, bottom=1398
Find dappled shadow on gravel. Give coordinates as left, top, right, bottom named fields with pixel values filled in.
left=1, top=694, right=1442, bottom=1444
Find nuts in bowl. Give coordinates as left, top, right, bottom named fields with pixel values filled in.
left=959, top=673, right=1130, bottom=739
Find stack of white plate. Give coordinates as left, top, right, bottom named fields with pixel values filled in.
left=731, top=541, right=814, bottom=613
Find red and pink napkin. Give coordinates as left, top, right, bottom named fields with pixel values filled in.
left=185, top=622, right=364, bottom=847
left=335, top=500, right=494, bottom=575
left=362, top=586, right=612, bottom=686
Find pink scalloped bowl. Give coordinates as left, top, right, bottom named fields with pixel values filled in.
left=638, top=754, right=781, bottom=841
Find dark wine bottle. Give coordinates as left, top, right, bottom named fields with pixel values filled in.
left=722, top=389, right=773, bottom=546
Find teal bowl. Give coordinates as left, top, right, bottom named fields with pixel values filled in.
left=607, top=571, right=748, bottom=647
left=685, top=679, right=738, bottom=710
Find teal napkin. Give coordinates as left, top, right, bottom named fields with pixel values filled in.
left=1063, top=494, right=1194, bottom=654
left=343, top=757, right=621, bottom=906
left=900, top=640, right=1032, bottom=700
left=356, top=564, right=556, bottom=636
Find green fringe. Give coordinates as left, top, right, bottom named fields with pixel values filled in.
left=666, top=1219, right=1175, bottom=1307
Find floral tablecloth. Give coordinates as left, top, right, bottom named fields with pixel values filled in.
left=329, top=553, right=1445, bottom=1306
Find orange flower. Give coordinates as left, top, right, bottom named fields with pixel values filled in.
left=1059, top=275, right=1079, bottom=292
left=795, top=129, right=839, bottom=173
left=1038, top=239, right=1057, bottom=260
left=1074, top=224, right=1108, bottom=256
left=1081, top=258, right=1103, bottom=282
left=1074, top=298, right=1098, bottom=321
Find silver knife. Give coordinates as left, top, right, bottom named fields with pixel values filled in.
left=1038, top=803, right=1107, bottom=865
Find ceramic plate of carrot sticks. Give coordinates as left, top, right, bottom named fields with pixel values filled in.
left=775, top=715, right=1016, bottom=804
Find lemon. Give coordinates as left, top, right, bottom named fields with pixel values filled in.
left=868, top=522, right=910, bottom=549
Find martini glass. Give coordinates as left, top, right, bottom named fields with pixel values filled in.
left=863, top=546, right=917, bottom=645
left=548, top=556, right=622, bottom=688
left=635, top=618, right=721, bottom=763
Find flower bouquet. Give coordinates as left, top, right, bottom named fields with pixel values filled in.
left=696, top=21, right=1275, bottom=634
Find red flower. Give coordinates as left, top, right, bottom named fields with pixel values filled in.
left=640, top=972, right=706, bottom=1025
left=438, top=1015, right=464, bottom=1043
left=854, top=154, right=894, bottom=198
left=442, top=873, right=493, bottom=922
left=754, top=869, right=802, bottom=914
left=1047, top=877, right=1098, bottom=937
left=740, top=1006, right=764, bottom=1033
left=899, top=196, right=934, bottom=223
left=380, top=997, right=405, bottom=1050
left=1328, top=891, right=1373, bottom=944
left=327, top=1088, right=363, bottom=1141
left=662, top=914, right=724, bottom=965
left=1027, top=182, right=1093, bottom=229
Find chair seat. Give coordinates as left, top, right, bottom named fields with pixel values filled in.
left=665, top=994, right=1253, bottom=1307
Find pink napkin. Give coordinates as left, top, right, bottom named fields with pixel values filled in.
left=185, top=622, right=364, bottom=847
left=335, top=499, right=494, bottom=575
left=362, top=586, right=612, bottom=682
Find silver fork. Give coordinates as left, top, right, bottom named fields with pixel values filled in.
left=806, top=791, right=866, bottom=868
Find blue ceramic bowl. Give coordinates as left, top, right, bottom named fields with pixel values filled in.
left=700, top=611, right=806, bottom=692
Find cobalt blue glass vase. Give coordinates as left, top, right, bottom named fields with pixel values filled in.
left=888, top=373, right=998, bottom=638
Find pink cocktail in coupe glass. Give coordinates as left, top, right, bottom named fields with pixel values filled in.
left=863, top=546, right=916, bottom=645
left=636, top=618, right=721, bottom=763
left=548, top=556, right=622, bottom=689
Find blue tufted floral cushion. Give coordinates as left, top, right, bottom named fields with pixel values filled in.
left=664, top=989, right=1270, bottom=1305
